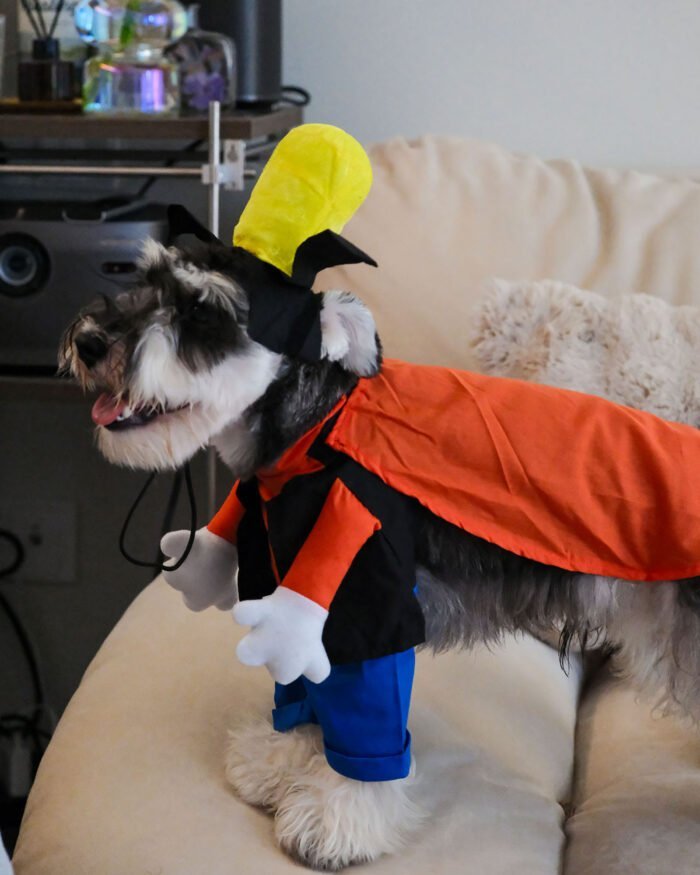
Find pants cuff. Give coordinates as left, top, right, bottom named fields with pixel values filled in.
left=324, top=732, right=412, bottom=782
left=272, top=698, right=317, bottom=732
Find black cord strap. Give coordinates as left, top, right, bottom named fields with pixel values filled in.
left=0, top=528, right=25, bottom=578
left=157, top=468, right=183, bottom=566
left=119, top=463, right=198, bottom=572
left=0, top=527, right=49, bottom=736
left=280, top=85, right=311, bottom=106
left=0, top=591, right=45, bottom=714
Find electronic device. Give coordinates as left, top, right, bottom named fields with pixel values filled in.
left=0, top=200, right=169, bottom=371
left=199, top=0, right=282, bottom=107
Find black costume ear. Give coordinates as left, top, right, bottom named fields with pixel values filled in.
left=166, top=205, right=222, bottom=246
left=291, top=229, right=377, bottom=287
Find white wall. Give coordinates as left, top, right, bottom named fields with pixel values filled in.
left=284, top=0, right=700, bottom=168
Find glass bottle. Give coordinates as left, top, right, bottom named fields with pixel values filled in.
left=74, top=0, right=187, bottom=115
left=164, top=4, right=236, bottom=114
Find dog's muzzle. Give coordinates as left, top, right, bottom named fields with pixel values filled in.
left=74, top=333, right=107, bottom=368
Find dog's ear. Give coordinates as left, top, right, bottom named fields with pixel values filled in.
left=291, top=230, right=377, bottom=287
left=166, top=205, right=222, bottom=247
left=319, top=291, right=381, bottom=377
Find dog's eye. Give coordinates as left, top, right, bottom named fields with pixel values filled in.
left=186, top=302, right=218, bottom=324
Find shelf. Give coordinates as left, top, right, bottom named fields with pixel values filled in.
left=0, top=373, right=86, bottom=403
left=0, top=105, right=303, bottom=141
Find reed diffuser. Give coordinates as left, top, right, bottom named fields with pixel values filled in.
left=17, top=0, right=75, bottom=102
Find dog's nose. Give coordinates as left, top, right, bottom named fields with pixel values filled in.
left=74, top=334, right=107, bottom=368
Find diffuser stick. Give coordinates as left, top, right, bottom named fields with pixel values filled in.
left=19, top=0, right=42, bottom=38
left=34, top=0, right=48, bottom=37
left=48, top=0, right=64, bottom=38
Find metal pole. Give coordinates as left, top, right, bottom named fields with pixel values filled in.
left=0, top=164, right=203, bottom=177
left=208, top=100, right=221, bottom=238
left=206, top=100, right=222, bottom=517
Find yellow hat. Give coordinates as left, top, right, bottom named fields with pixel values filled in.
left=233, top=123, right=373, bottom=277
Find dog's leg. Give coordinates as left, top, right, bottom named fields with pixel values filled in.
left=226, top=718, right=422, bottom=870
left=606, top=578, right=700, bottom=720
left=273, top=745, right=422, bottom=872
left=225, top=719, right=319, bottom=810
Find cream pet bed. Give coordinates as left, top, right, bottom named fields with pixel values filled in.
left=13, top=136, right=700, bottom=874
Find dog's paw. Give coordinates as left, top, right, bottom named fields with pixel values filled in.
left=225, top=719, right=321, bottom=811
left=274, top=757, right=423, bottom=871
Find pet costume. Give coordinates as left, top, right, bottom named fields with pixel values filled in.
left=166, top=124, right=700, bottom=782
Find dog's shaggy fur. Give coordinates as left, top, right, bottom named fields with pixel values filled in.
left=225, top=721, right=422, bottom=869
left=60, top=244, right=700, bottom=871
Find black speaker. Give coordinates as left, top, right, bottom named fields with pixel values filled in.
left=0, top=201, right=169, bottom=370
left=199, top=0, right=282, bottom=108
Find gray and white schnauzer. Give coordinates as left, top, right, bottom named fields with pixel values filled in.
left=60, top=218, right=700, bottom=871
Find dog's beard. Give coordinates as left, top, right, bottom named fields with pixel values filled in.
left=93, top=335, right=282, bottom=471
left=97, top=403, right=223, bottom=470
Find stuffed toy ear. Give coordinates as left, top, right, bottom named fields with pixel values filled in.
left=291, top=229, right=377, bottom=287
left=166, top=205, right=222, bottom=246
left=320, top=291, right=380, bottom=377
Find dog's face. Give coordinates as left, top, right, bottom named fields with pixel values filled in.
left=60, top=239, right=380, bottom=471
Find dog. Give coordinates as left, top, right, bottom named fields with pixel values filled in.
left=60, top=235, right=700, bottom=871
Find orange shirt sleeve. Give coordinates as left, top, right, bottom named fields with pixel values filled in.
left=207, top=481, right=245, bottom=544
left=281, top=478, right=381, bottom=610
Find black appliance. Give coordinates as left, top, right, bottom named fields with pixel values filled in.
left=0, top=200, right=169, bottom=370
left=199, top=0, right=282, bottom=107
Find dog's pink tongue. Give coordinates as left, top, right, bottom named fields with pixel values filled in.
left=91, top=393, right=126, bottom=426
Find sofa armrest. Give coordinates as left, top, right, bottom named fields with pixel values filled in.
left=14, top=577, right=582, bottom=875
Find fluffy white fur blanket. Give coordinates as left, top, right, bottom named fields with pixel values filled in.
left=472, top=279, right=700, bottom=425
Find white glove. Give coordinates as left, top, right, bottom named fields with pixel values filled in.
left=161, top=527, right=238, bottom=612
left=233, top=586, right=331, bottom=685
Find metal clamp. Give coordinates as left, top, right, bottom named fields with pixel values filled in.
left=200, top=138, right=247, bottom=190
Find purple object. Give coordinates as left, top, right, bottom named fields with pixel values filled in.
left=165, top=4, right=236, bottom=114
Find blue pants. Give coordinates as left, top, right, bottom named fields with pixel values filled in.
left=272, top=648, right=415, bottom=782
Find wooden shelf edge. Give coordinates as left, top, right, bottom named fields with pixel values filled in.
left=0, top=374, right=88, bottom=403
left=0, top=105, right=303, bottom=141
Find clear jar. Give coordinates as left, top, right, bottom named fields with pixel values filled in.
left=164, top=4, right=236, bottom=114
left=82, top=47, right=180, bottom=115
left=75, top=0, right=186, bottom=115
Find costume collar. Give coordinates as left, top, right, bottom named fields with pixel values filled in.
left=256, top=396, right=348, bottom=501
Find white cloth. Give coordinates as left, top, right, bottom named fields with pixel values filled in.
left=0, top=836, right=13, bottom=875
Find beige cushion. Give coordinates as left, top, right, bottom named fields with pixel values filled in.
left=565, top=666, right=700, bottom=875
left=13, top=580, right=580, bottom=875
left=323, top=136, right=700, bottom=368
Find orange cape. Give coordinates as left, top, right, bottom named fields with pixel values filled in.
left=326, top=360, right=700, bottom=582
